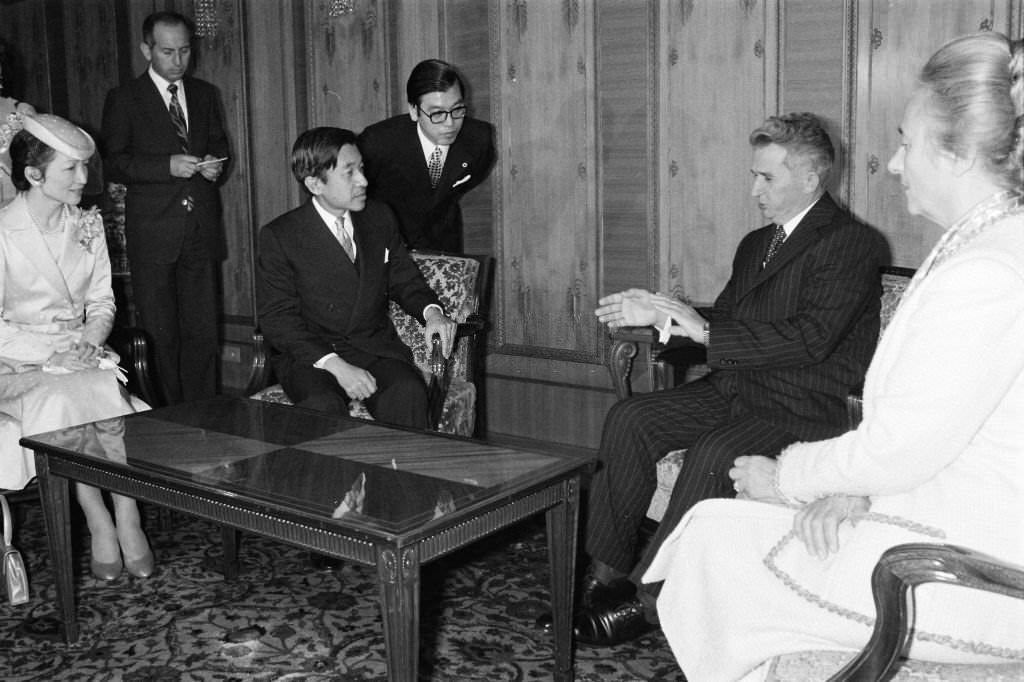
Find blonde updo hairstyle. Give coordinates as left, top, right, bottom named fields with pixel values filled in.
left=918, top=32, right=1024, bottom=190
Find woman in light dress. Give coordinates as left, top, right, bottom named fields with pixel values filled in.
left=0, top=113, right=154, bottom=580
left=644, top=32, right=1024, bottom=681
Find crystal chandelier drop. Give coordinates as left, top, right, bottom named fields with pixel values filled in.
left=195, top=0, right=219, bottom=38
left=328, top=0, right=356, bottom=17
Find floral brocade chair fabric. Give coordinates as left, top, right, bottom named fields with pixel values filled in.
left=385, top=252, right=482, bottom=436
left=248, top=251, right=486, bottom=438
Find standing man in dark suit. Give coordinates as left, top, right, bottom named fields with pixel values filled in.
left=101, top=11, right=228, bottom=404
left=256, top=127, right=457, bottom=429
left=573, top=113, right=882, bottom=646
left=358, top=59, right=495, bottom=254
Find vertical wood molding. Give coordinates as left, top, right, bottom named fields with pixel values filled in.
left=658, top=0, right=774, bottom=303
left=44, top=0, right=68, bottom=116
left=488, top=0, right=505, bottom=347
left=839, top=0, right=857, bottom=208
left=595, top=0, right=658, bottom=302
left=439, top=0, right=495, bottom=254
left=492, top=0, right=600, bottom=363
left=305, top=0, right=388, bottom=131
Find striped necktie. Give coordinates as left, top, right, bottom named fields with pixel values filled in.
left=334, top=216, right=355, bottom=262
left=167, top=83, right=190, bottom=153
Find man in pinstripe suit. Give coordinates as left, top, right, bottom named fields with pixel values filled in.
left=574, top=113, right=882, bottom=646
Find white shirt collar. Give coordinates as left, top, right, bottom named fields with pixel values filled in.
left=312, top=198, right=352, bottom=235
left=148, top=68, right=181, bottom=96
left=416, top=124, right=448, bottom=163
left=778, top=195, right=821, bottom=237
left=147, top=68, right=187, bottom=117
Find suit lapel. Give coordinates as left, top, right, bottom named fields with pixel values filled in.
left=134, top=74, right=184, bottom=152
left=737, top=195, right=837, bottom=299
left=58, top=210, right=88, bottom=284
left=3, top=197, right=74, bottom=303
left=441, top=136, right=474, bottom=191
left=297, top=201, right=356, bottom=267
left=292, top=200, right=365, bottom=330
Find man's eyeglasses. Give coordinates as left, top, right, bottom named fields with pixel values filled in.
left=417, top=105, right=467, bottom=124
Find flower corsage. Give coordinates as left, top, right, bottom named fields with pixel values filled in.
left=74, top=206, right=104, bottom=254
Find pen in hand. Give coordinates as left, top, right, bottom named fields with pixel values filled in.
left=195, top=157, right=228, bottom=167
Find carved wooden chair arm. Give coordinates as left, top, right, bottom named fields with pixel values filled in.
left=243, top=329, right=273, bottom=396
left=456, top=313, right=486, bottom=339
left=829, top=543, right=1024, bottom=681
left=426, top=312, right=487, bottom=430
left=107, top=326, right=161, bottom=408
left=606, top=325, right=706, bottom=400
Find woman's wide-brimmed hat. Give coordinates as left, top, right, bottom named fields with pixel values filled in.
left=21, top=113, right=95, bottom=161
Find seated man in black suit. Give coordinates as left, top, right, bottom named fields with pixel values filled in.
left=256, top=127, right=457, bottom=429
left=358, top=58, right=495, bottom=253
left=572, top=113, right=882, bottom=646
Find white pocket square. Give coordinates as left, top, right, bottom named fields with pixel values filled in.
left=452, top=174, right=472, bottom=189
left=384, top=248, right=389, bottom=263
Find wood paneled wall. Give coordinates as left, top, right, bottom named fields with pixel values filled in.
left=2, top=0, right=1020, bottom=452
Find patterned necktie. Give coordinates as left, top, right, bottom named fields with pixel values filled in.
left=427, top=146, right=443, bottom=188
left=335, top=216, right=355, bottom=262
left=167, top=84, right=190, bottom=153
left=762, top=224, right=786, bottom=268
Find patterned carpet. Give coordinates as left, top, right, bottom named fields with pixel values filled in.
left=1, top=503, right=685, bottom=681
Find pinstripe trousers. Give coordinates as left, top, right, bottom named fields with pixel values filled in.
left=584, top=378, right=798, bottom=590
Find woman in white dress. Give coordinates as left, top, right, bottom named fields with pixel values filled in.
left=0, top=113, right=154, bottom=580
left=643, top=32, right=1024, bottom=681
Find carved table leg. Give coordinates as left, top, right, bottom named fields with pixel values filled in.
left=220, top=525, right=240, bottom=580
left=377, top=545, right=421, bottom=682
left=34, top=454, right=77, bottom=643
left=547, top=475, right=581, bottom=682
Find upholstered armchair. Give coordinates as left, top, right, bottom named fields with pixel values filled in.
left=246, top=250, right=490, bottom=438
left=605, top=266, right=915, bottom=521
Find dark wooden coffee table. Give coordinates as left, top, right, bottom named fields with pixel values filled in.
left=23, top=397, right=592, bottom=682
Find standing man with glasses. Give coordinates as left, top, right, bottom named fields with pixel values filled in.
left=358, top=59, right=495, bottom=254
left=102, top=10, right=228, bottom=404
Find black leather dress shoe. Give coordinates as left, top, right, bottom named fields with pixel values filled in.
left=534, top=576, right=638, bottom=631
left=573, top=595, right=657, bottom=647
left=580, top=575, right=636, bottom=607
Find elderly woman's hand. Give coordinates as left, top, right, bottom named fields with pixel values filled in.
left=729, top=455, right=782, bottom=502
left=794, top=495, right=871, bottom=560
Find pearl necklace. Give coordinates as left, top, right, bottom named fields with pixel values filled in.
left=27, top=202, right=68, bottom=235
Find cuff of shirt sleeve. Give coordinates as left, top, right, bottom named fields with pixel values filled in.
left=423, top=303, right=444, bottom=319
left=774, top=444, right=815, bottom=505
left=314, top=352, right=338, bottom=369
left=657, top=314, right=673, bottom=344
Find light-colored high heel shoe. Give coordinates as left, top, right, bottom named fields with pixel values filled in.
left=119, top=525, right=156, bottom=578
left=90, top=533, right=123, bottom=581
left=90, top=556, right=123, bottom=581
left=124, top=550, right=155, bottom=578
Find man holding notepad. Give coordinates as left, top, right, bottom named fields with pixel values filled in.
left=102, top=10, right=229, bottom=404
